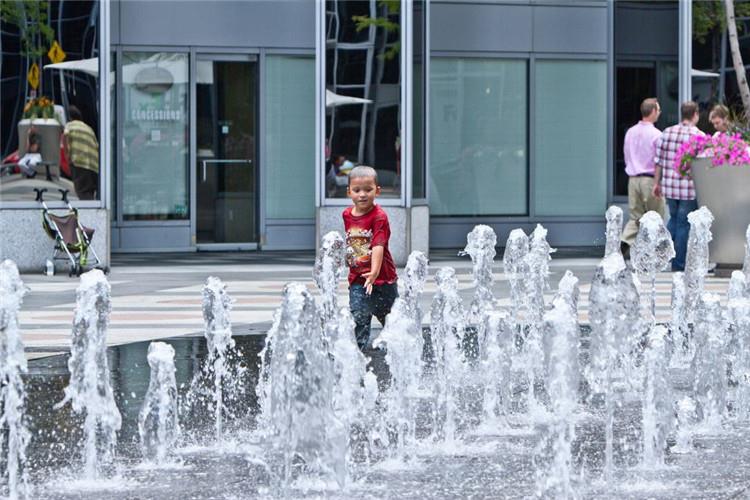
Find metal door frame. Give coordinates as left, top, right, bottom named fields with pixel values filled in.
left=191, top=51, right=259, bottom=251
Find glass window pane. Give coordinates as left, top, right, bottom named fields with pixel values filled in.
left=412, top=0, right=426, bottom=200
left=121, top=52, right=189, bottom=220
left=265, top=56, right=315, bottom=219
left=430, top=58, right=527, bottom=216
left=613, top=1, right=678, bottom=197
left=0, top=1, right=101, bottom=202
left=111, top=50, right=117, bottom=220
left=325, top=0, right=401, bottom=199
left=534, top=60, right=607, bottom=216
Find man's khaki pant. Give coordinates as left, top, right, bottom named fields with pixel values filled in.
left=621, top=176, right=665, bottom=246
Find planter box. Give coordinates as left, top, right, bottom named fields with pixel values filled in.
left=17, top=118, right=62, bottom=178
left=691, top=157, right=750, bottom=266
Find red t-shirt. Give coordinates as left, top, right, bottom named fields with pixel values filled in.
left=342, top=205, right=398, bottom=286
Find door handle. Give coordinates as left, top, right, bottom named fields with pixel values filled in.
left=200, top=159, right=252, bottom=182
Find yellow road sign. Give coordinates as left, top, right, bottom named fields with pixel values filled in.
left=28, top=63, right=40, bottom=89
left=48, top=40, right=66, bottom=64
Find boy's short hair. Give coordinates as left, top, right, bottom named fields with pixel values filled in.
left=348, top=165, right=378, bottom=186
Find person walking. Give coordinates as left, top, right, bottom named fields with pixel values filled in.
left=342, top=166, right=398, bottom=351
left=621, top=98, right=666, bottom=257
left=653, top=101, right=704, bottom=272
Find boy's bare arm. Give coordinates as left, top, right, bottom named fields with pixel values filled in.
left=363, top=245, right=384, bottom=294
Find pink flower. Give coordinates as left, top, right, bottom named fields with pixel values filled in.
left=673, top=133, right=750, bottom=176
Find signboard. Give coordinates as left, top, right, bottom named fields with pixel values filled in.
left=27, top=63, right=40, bottom=89
left=48, top=41, right=66, bottom=64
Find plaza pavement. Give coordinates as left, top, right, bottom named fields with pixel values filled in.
left=16, top=248, right=733, bottom=359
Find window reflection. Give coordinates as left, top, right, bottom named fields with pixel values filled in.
left=430, top=59, right=527, bottom=216
left=412, top=0, right=426, bottom=200
left=0, top=0, right=100, bottom=202
left=325, top=0, right=401, bottom=199
left=121, top=52, right=189, bottom=220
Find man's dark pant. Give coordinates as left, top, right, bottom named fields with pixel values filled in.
left=667, top=197, right=698, bottom=271
left=349, top=282, right=398, bottom=350
left=72, top=164, right=98, bottom=200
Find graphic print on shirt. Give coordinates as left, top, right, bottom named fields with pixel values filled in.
left=346, top=227, right=373, bottom=269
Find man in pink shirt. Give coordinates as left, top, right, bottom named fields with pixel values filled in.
left=621, top=97, right=666, bottom=256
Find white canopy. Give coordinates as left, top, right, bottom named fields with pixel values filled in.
left=691, top=69, right=720, bottom=78
left=45, top=56, right=213, bottom=85
left=326, top=89, right=372, bottom=108
left=44, top=57, right=99, bottom=76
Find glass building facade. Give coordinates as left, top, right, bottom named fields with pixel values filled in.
left=2, top=1, right=711, bottom=268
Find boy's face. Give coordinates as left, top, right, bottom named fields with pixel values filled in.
left=347, top=176, right=380, bottom=212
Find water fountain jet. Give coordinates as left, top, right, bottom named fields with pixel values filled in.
left=139, top=342, right=180, bottom=463
left=0, top=260, right=30, bottom=499
left=56, top=269, right=122, bottom=480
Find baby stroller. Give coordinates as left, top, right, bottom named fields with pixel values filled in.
left=35, top=188, right=107, bottom=277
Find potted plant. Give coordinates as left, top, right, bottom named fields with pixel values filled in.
left=17, top=96, right=62, bottom=171
left=675, top=133, right=750, bottom=267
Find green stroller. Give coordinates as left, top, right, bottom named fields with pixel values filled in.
left=35, top=188, right=107, bottom=277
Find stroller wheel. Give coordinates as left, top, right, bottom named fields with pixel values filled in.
left=102, top=266, right=111, bottom=275
left=68, top=266, right=75, bottom=277
left=75, top=264, right=83, bottom=277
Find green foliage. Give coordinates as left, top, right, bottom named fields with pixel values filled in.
left=693, top=0, right=750, bottom=44
left=0, top=0, right=55, bottom=59
left=352, top=0, right=401, bottom=61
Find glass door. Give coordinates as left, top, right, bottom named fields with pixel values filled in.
left=195, top=55, right=257, bottom=246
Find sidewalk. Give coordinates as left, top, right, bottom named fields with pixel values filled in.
left=17, top=249, right=733, bottom=357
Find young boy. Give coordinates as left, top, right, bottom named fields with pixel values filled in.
left=343, top=166, right=398, bottom=350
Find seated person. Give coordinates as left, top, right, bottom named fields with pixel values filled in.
left=16, top=132, right=42, bottom=178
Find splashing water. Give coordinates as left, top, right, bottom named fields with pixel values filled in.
left=313, top=231, right=347, bottom=325
left=641, top=325, right=673, bottom=468
left=374, top=251, right=429, bottom=455
left=375, top=298, right=424, bottom=454
left=670, top=272, right=691, bottom=364
left=692, top=293, right=727, bottom=430
left=631, top=211, right=675, bottom=323
left=56, top=270, right=122, bottom=480
left=479, top=310, right=514, bottom=426
left=727, top=272, right=750, bottom=420
left=587, top=251, right=640, bottom=484
left=743, top=225, right=750, bottom=284
left=526, top=224, right=555, bottom=328
left=503, top=229, right=529, bottom=328
left=429, top=268, right=468, bottom=444
left=402, top=251, right=429, bottom=326
left=0, top=260, right=30, bottom=499
left=537, top=271, right=580, bottom=499
left=200, top=276, right=238, bottom=440
left=672, top=397, right=698, bottom=454
left=684, top=207, right=714, bottom=323
left=257, top=283, right=348, bottom=489
left=139, top=342, right=180, bottom=463
left=460, top=225, right=497, bottom=324
left=605, top=205, right=624, bottom=257
left=523, top=225, right=555, bottom=416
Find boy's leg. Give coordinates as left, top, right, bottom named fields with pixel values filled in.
left=373, top=283, right=399, bottom=327
left=349, top=284, right=373, bottom=350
